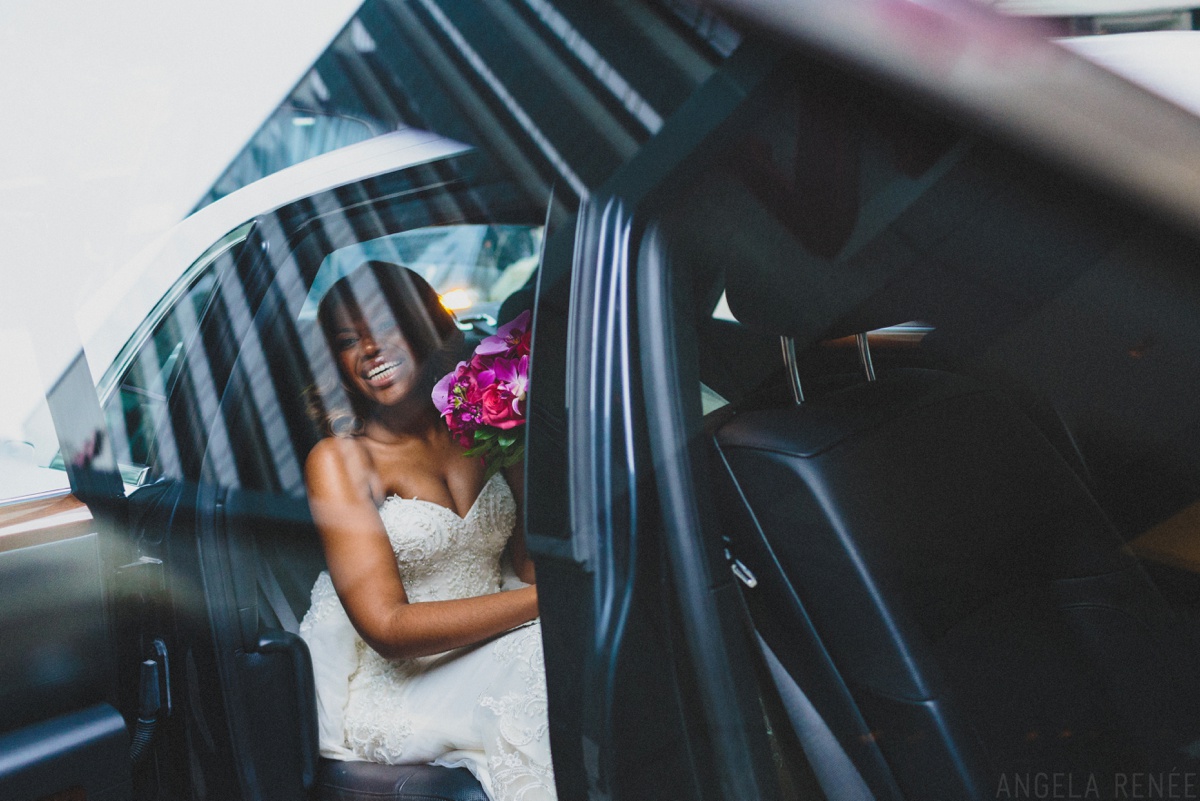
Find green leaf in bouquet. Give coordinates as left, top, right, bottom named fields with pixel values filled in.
left=498, top=432, right=517, bottom=448
left=498, top=442, right=525, bottom=467
left=482, top=457, right=503, bottom=482
left=463, top=443, right=492, bottom=458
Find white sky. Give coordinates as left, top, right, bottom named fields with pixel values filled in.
left=0, top=0, right=360, bottom=446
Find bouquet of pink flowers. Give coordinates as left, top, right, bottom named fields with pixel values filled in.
left=432, top=310, right=531, bottom=477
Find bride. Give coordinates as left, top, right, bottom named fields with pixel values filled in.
left=298, top=260, right=556, bottom=801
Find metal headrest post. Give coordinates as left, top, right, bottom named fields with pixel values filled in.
left=780, top=336, right=805, bottom=405
left=856, top=332, right=877, bottom=382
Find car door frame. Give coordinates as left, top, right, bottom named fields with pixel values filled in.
left=525, top=38, right=795, bottom=801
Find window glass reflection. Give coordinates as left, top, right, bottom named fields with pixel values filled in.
left=0, top=327, right=70, bottom=501
left=304, top=224, right=542, bottom=328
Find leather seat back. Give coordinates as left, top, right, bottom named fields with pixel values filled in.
left=715, top=368, right=1200, bottom=799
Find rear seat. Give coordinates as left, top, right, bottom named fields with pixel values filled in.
left=239, top=490, right=490, bottom=801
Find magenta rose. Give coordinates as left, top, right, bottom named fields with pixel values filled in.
left=432, top=309, right=532, bottom=476
left=480, top=384, right=522, bottom=429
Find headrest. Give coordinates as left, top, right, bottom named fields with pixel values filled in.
left=663, top=77, right=967, bottom=346
left=667, top=155, right=955, bottom=345
left=684, top=136, right=1131, bottom=355
left=661, top=60, right=1138, bottom=353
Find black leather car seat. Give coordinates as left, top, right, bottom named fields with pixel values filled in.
left=245, top=496, right=490, bottom=801
left=315, top=760, right=487, bottom=801
left=713, top=367, right=1200, bottom=800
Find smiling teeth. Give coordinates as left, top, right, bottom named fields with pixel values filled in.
left=368, top=362, right=400, bottom=380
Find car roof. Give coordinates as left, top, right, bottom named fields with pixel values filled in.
left=76, top=128, right=470, bottom=384
left=714, top=0, right=1200, bottom=234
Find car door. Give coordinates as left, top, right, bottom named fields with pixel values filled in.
left=0, top=341, right=132, bottom=800
left=0, top=131, right=485, bottom=801
left=523, top=30, right=822, bottom=800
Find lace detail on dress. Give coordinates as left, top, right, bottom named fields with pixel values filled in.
left=379, top=473, right=514, bottom=604
left=344, top=639, right=417, bottom=762
left=299, top=572, right=341, bottom=638
left=478, top=624, right=556, bottom=801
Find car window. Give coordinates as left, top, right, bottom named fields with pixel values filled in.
left=98, top=223, right=252, bottom=485
left=306, top=223, right=542, bottom=330
left=137, top=153, right=548, bottom=496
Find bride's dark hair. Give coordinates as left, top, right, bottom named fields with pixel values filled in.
left=306, top=261, right=464, bottom=437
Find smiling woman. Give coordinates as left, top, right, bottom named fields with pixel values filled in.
left=300, top=261, right=554, bottom=801
left=0, top=0, right=740, bottom=797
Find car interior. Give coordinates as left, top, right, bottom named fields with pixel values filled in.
left=94, top=37, right=1200, bottom=801
left=649, top=58, right=1200, bottom=800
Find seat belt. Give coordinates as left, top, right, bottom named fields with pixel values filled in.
left=753, top=630, right=876, bottom=801
left=257, top=559, right=301, bottom=635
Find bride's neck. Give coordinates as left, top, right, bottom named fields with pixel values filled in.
left=362, top=399, right=441, bottom=444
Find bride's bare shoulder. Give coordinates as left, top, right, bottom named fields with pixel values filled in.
left=305, top=435, right=374, bottom=493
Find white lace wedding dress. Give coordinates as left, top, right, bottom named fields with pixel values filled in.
left=299, top=472, right=556, bottom=801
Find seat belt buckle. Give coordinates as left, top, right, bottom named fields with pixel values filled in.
left=726, top=548, right=759, bottom=588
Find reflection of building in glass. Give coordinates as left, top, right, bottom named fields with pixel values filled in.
left=193, top=0, right=738, bottom=211
left=93, top=0, right=742, bottom=495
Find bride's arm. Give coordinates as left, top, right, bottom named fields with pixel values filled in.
left=306, top=438, right=539, bottom=660
left=503, top=461, right=537, bottom=585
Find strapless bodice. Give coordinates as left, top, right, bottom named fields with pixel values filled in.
left=379, top=472, right=515, bottom=603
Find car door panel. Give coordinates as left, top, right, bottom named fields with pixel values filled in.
left=0, top=703, right=130, bottom=801
left=0, top=325, right=134, bottom=801
left=0, top=531, right=110, bottom=735
left=523, top=39, right=793, bottom=800
left=0, top=527, right=131, bottom=801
